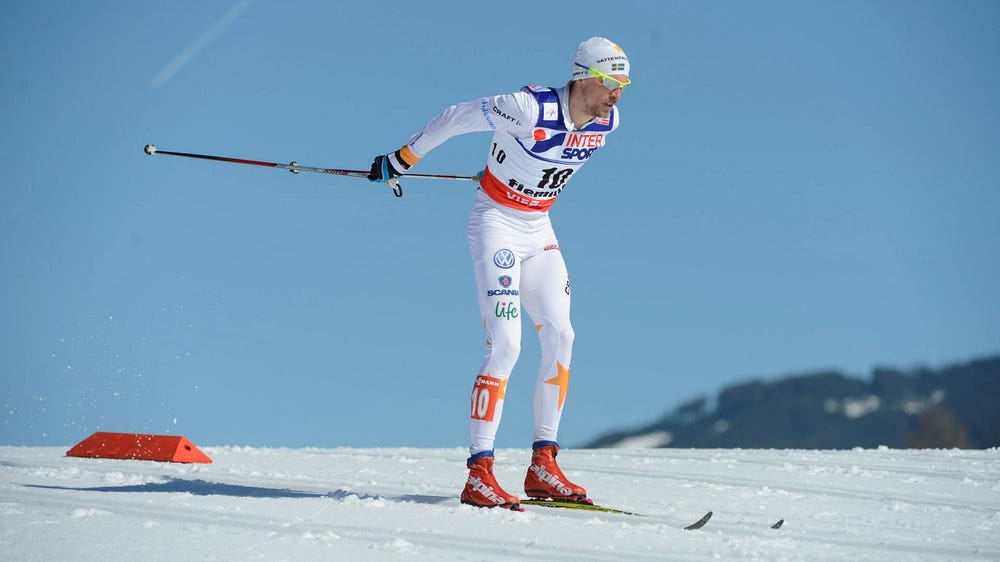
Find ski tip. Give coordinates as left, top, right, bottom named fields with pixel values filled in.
left=685, top=511, right=713, bottom=530
left=771, top=518, right=785, bottom=529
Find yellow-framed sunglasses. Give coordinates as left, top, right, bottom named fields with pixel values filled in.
left=575, top=63, right=631, bottom=91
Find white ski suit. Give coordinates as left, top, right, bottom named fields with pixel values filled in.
left=404, top=83, right=620, bottom=456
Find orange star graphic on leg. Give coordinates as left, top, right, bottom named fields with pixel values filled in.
left=543, top=362, right=571, bottom=410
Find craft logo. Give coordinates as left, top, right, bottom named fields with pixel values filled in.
left=493, top=249, right=516, bottom=269
left=491, top=105, right=522, bottom=126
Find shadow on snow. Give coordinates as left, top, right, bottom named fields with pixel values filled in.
left=25, top=477, right=453, bottom=505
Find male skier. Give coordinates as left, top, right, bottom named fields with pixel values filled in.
left=368, top=37, right=631, bottom=510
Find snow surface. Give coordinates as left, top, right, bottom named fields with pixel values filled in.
left=1, top=445, right=998, bottom=561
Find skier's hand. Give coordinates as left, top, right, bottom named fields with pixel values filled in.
left=367, top=154, right=403, bottom=182
left=367, top=146, right=420, bottom=182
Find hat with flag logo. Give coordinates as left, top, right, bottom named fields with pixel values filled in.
left=571, top=37, right=630, bottom=80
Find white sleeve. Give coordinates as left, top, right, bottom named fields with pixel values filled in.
left=407, top=91, right=537, bottom=158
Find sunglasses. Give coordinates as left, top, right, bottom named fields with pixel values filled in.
left=575, top=63, right=631, bottom=91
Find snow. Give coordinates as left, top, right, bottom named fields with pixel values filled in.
left=2, top=446, right=998, bottom=561
left=824, top=395, right=882, bottom=418
left=612, top=431, right=673, bottom=449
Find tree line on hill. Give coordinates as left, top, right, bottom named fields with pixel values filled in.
left=586, top=355, right=999, bottom=449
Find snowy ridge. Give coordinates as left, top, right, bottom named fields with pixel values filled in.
left=2, top=446, right=998, bottom=560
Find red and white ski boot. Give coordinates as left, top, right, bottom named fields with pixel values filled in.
left=524, top=442, right=589, bottom=503
left=461, top=452, right=522, bottom=511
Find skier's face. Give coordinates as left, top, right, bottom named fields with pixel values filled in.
left=579, top=74, right=626, bottom=118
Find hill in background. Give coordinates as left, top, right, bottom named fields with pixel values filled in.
left=586, top=355, right=1000, bottom=449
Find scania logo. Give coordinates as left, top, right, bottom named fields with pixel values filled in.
left=487, top=289, right=519, bottom=296
left=498, top=275, right=512, bottom=288
left=493, top=249, right=516, bottom=269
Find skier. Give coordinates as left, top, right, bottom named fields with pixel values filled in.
left=368, top=37, right=631, bottom=510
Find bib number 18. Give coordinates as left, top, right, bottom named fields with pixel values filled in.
left=539, top=167, right=573, bottom=189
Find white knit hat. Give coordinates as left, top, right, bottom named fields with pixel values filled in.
left=571, top=37, right=630, bottom=80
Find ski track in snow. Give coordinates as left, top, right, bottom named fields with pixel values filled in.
left=1, top=446, right=998, bottom=561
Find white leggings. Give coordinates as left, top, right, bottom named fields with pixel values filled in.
left=466, top=192, right=574, bottom=455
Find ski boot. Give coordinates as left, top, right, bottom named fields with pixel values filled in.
left=524, top=442, right=590, bottom=503
left=461, top=452, right=522, bottom=511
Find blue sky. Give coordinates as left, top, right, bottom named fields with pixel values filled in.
left=2, top=1, right=998, bottom=449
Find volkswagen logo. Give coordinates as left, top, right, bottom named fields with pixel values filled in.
left=493, top=249, right=516, bottom=269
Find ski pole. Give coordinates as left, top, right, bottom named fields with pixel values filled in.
left=143, top=144, right=480, bottom=197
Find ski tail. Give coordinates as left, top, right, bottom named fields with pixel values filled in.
left=684, top=511, right=713, bottom=530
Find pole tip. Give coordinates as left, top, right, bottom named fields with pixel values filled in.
left=144, top=144, right=156, bottom=155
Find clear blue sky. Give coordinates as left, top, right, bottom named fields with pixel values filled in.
left=2, top=1, right=998, bottom=449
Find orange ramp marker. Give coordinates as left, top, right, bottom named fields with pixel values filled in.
left=66, top=432, right=212, bottom=464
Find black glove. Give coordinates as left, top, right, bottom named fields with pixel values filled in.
left=367, top=146, right=419, bottom=182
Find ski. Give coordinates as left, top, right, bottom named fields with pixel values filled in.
left=520, top=499, right=714, bottom=530
left=684, top=511, right=713, bottom=530
left=520, top=498, right=643, bottom=516
left=771, top=518, right=785, bottom=529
